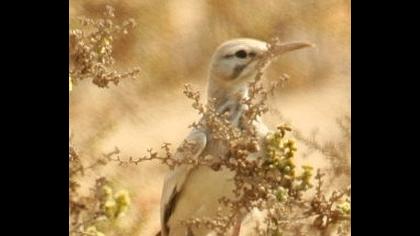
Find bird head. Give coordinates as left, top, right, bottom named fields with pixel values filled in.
left=207, top=38, right=313, bottom=102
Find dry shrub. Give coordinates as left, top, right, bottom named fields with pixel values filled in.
left=110, top=38, right=351, bottom=236
left=69, top=5, right=140, bottom=89
left=70, top=145, right=131, bottom=236
left=69, top=6, right=139, bottom=236
left=69, top=5, right=350, bottom=236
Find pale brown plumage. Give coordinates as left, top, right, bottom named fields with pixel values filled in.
left=159, top=38, right=311, bottom=236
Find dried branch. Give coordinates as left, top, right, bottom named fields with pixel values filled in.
left=108, top=36, right=350, bottom=235
left=69, top=5, right=140, bottom=89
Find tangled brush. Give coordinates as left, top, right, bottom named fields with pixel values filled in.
left=110, top=38, right=351, bottom=236
left=69, top=5, right=140, bottom=89
left=69, top=5, right=350, bottom=236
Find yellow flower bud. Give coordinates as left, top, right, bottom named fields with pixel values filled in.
left=102, top=185, right=113, bottom=198
left=104, top=199, right=116, bottom=218
left=114, top=190, right=130, bottom=206
left=276, top=187, right=288, bottom=202
left=85, top=226, right=105, bottom=236
left=337, top=202, right=351, bottom=215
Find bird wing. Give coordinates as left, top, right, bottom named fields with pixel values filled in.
left=160, top=129, right=207, bottom=236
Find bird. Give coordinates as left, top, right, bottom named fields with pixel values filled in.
left=158, top=38, right=312, bottom=236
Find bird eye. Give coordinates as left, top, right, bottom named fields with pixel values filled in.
left=235, top=50, right=247, bottom=58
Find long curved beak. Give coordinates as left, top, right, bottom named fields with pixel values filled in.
left=271, top=41, right=315, bottom=55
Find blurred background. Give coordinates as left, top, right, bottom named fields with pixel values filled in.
left=70, top=0, right=350, bottom=235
